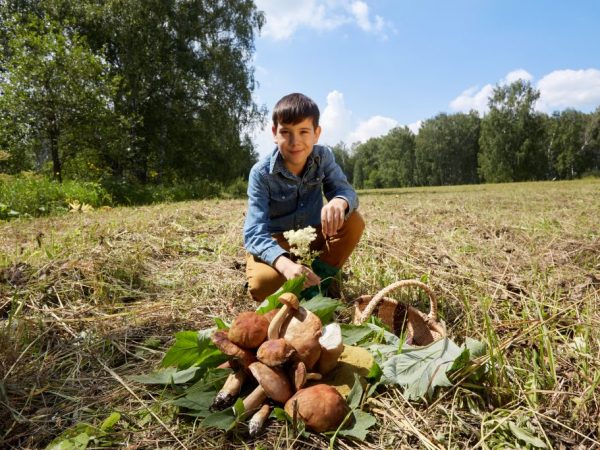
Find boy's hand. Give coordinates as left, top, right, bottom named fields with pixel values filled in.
left=274, top=255, right=321, bottom=288
left=321, top=197, right=348, bottom=237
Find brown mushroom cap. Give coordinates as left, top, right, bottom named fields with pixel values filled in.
left=211, top=330, right=256, bottom=368
left=278, top=292, right=300, bottom=309
left=279, top=307, right=322, bottom=369
left=257, top=338, right=296, bottom=366
left=284, top=384, right=350, bottom=432
left=228, top=311, right=269, bottom=349
left=248, top=362, right=293, bottom=404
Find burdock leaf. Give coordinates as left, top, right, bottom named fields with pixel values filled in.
left=201, top=409, right=236, bottom=431
left=256, top=276, right=305, bottom=314
left=340, top=324, right=375, bottom=345
left=381, top=337, right=462, bottom=399
left=300, top=295, right=342, bottom=323
left=131, top=366, right=200, bottom=385
left=161, top=331, right=226, bottom=370
left=346, top=373, right=363, bottom=409
left=338, top=410, right=377, bottom=441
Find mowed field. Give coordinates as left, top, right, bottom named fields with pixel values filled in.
left=1, top=179, right=599, bottom=449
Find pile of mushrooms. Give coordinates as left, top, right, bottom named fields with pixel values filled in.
left=210, top=293, right=348, bottom=436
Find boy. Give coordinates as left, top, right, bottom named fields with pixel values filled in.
left=244, top=93, right=365, bottom=301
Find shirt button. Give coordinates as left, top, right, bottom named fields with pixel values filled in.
left=300, top=203, right=304, bottom=207
left=282, top=195, right=285, bottom=199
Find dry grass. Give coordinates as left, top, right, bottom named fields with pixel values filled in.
left=1, top=179, right=599, bottom=449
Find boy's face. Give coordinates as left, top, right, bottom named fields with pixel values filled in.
left=272, top=117, right=321, bottom=175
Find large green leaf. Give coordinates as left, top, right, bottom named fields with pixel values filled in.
left=340, top=324, right=375, bottom=345
left=131, top=366, right=200, bottom=385
left=160, top=330, right=226, bottom=370
left=256, top=276, right=305, bottom=314
left=173, top=368, right=231, bottom=416
left=508, top=422, right=548, bottom=448
left=381, top=337, right=461, bottom=399
left=300, top=295, right=342, bottom=323
left=337, top=410, right=377, bottom=441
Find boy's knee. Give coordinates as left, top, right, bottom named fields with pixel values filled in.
left=346, top=210, right=365, bottom=241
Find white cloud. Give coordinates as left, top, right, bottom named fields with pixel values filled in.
left=320, top=90, right=354, bottom=146
left=407, top=120, right=422, bottom=135
left=349, top=116, right=398, bottom=143
left=450, top=68, right=600, bottom=114
left=449, top=84, right=494, bottom=114
left=255, top=0, right=391, bottom=40
left=537, top=69, right=600, bottom=111
left=450, top=69, right=533, bottom=114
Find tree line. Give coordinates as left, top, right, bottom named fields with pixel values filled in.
left=333, top=81, right=600, bottom=188
left=0, top=0, right=264, bottom=198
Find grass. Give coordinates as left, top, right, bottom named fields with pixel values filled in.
left=1, top=178, right=599, bottom=449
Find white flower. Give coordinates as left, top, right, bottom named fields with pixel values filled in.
left=284, top=226, right=320, bottom=266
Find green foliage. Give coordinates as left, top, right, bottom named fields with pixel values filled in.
left=0, top=173, right=110, bottom=219
left=479, top=80, right=548, bottom=182
left=255, top=276, right=306, bottom=314
left=415, top=112, right=481, bottom=185
left=299, top=294, right=343, bottom=324
left=160, top=330, right=226, bottom=370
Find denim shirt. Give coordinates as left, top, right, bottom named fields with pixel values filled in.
left=244, top=145, right=359, bottom=266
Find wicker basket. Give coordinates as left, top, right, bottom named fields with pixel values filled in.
left=353, top=280, right=446, bottom=346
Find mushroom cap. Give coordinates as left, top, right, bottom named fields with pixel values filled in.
left=257, top=338, right=296, bottom=366
left=211, top=330, right=256, bottom=367
left=279, top=307, right=322, bottom=369
left=278, top=292, right=300, bottom=309
left=284, top=384, right=350, bottom=432
left=248, top=362, right=293, bottom=404
left=228, top=311, right=269, bottom=349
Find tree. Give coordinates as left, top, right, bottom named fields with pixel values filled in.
left=415, top=112, right=480, bottom=186
left=331, top=142, right=354, bottom=183
left=0, top=14, right=126, bottom=181
left=582, top=106, right=600, bottom=175
left=478, top=80, right=548, bottom=182
left=377, top=127, right=415, bottom=187
left=547, top=109, right=589, bottom=179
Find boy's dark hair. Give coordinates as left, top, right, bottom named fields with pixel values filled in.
left=272, top=93, right=320, bottom=129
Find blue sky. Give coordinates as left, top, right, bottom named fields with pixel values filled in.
left=251, top=0, right=600, bottom=156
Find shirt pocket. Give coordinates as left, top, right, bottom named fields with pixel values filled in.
left=269, top=181, right=297, bottom=218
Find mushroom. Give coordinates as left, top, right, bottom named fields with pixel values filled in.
left=211, top=330, right=256, bottom=368
left=242, top=362, right=293, bottom=413
left=316, top=323, right=344, bottom=375
left=284, top=384, right=350, bottom=433
left=256, top=338, right=296, bottom=367
left=248, top=404, right=270, bottom=437
left=292, top=361, right=322, bottom=391
left=211, top=330, right=257, bottom=409
left=267, top=293, right=300, bottom=340
left=279, top=306, right=323, bottom=369
left=228, top=311, right=269, bottom=349
left=262, top=307, right=281, bottom=324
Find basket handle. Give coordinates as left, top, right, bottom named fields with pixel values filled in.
left=355, top=279, right=438, bottom=325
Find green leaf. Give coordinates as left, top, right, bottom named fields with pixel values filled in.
left=160, top=330, right=226, bottom=370
left=270, top=407, right=290, bottom=422
left=214, top=317, right=229, bottom=330
left=381, top=337, right=462, bottom=399
left=173, top=368, right=231, bottom=415
left=449, top=347, right=471, bottom=372
left=300, top=295, right=342, bottom=323
left=201, top=408, right=236, bottom=431
left=256, top=276, right=305, bottom=314
left=366, top=361, right=382, bottom=380
left=338, top=410, right=377, bottom=441
left=340, top=324, right=375, bottom=345
left=508, top=422, right=547, bottom=448
left=346, top=373, right=363, bottom=409
left=131, top=366, right=200, bottom=385
left=232, top=397, right=245, bottom=418
left=99, top=412, right=121, bottom=431
left=465, top=337, right=487, bottom=358
left=45, top=423, right=98, bottom=450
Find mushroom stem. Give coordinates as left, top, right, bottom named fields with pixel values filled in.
left=248, top=404, right=270, bottom=437
left=212, top=370, right=246, bottom=410
left=267, top=293, right=300, bottom=340
left=317, top=323, right=344, bottom=375
left=242, top=386, right=267, bottom=413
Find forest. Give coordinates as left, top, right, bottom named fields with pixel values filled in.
left=1, top=0, right=599, bottom=208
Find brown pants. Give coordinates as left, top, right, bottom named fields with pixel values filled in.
left=246, top=211, right=365, bottom=301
